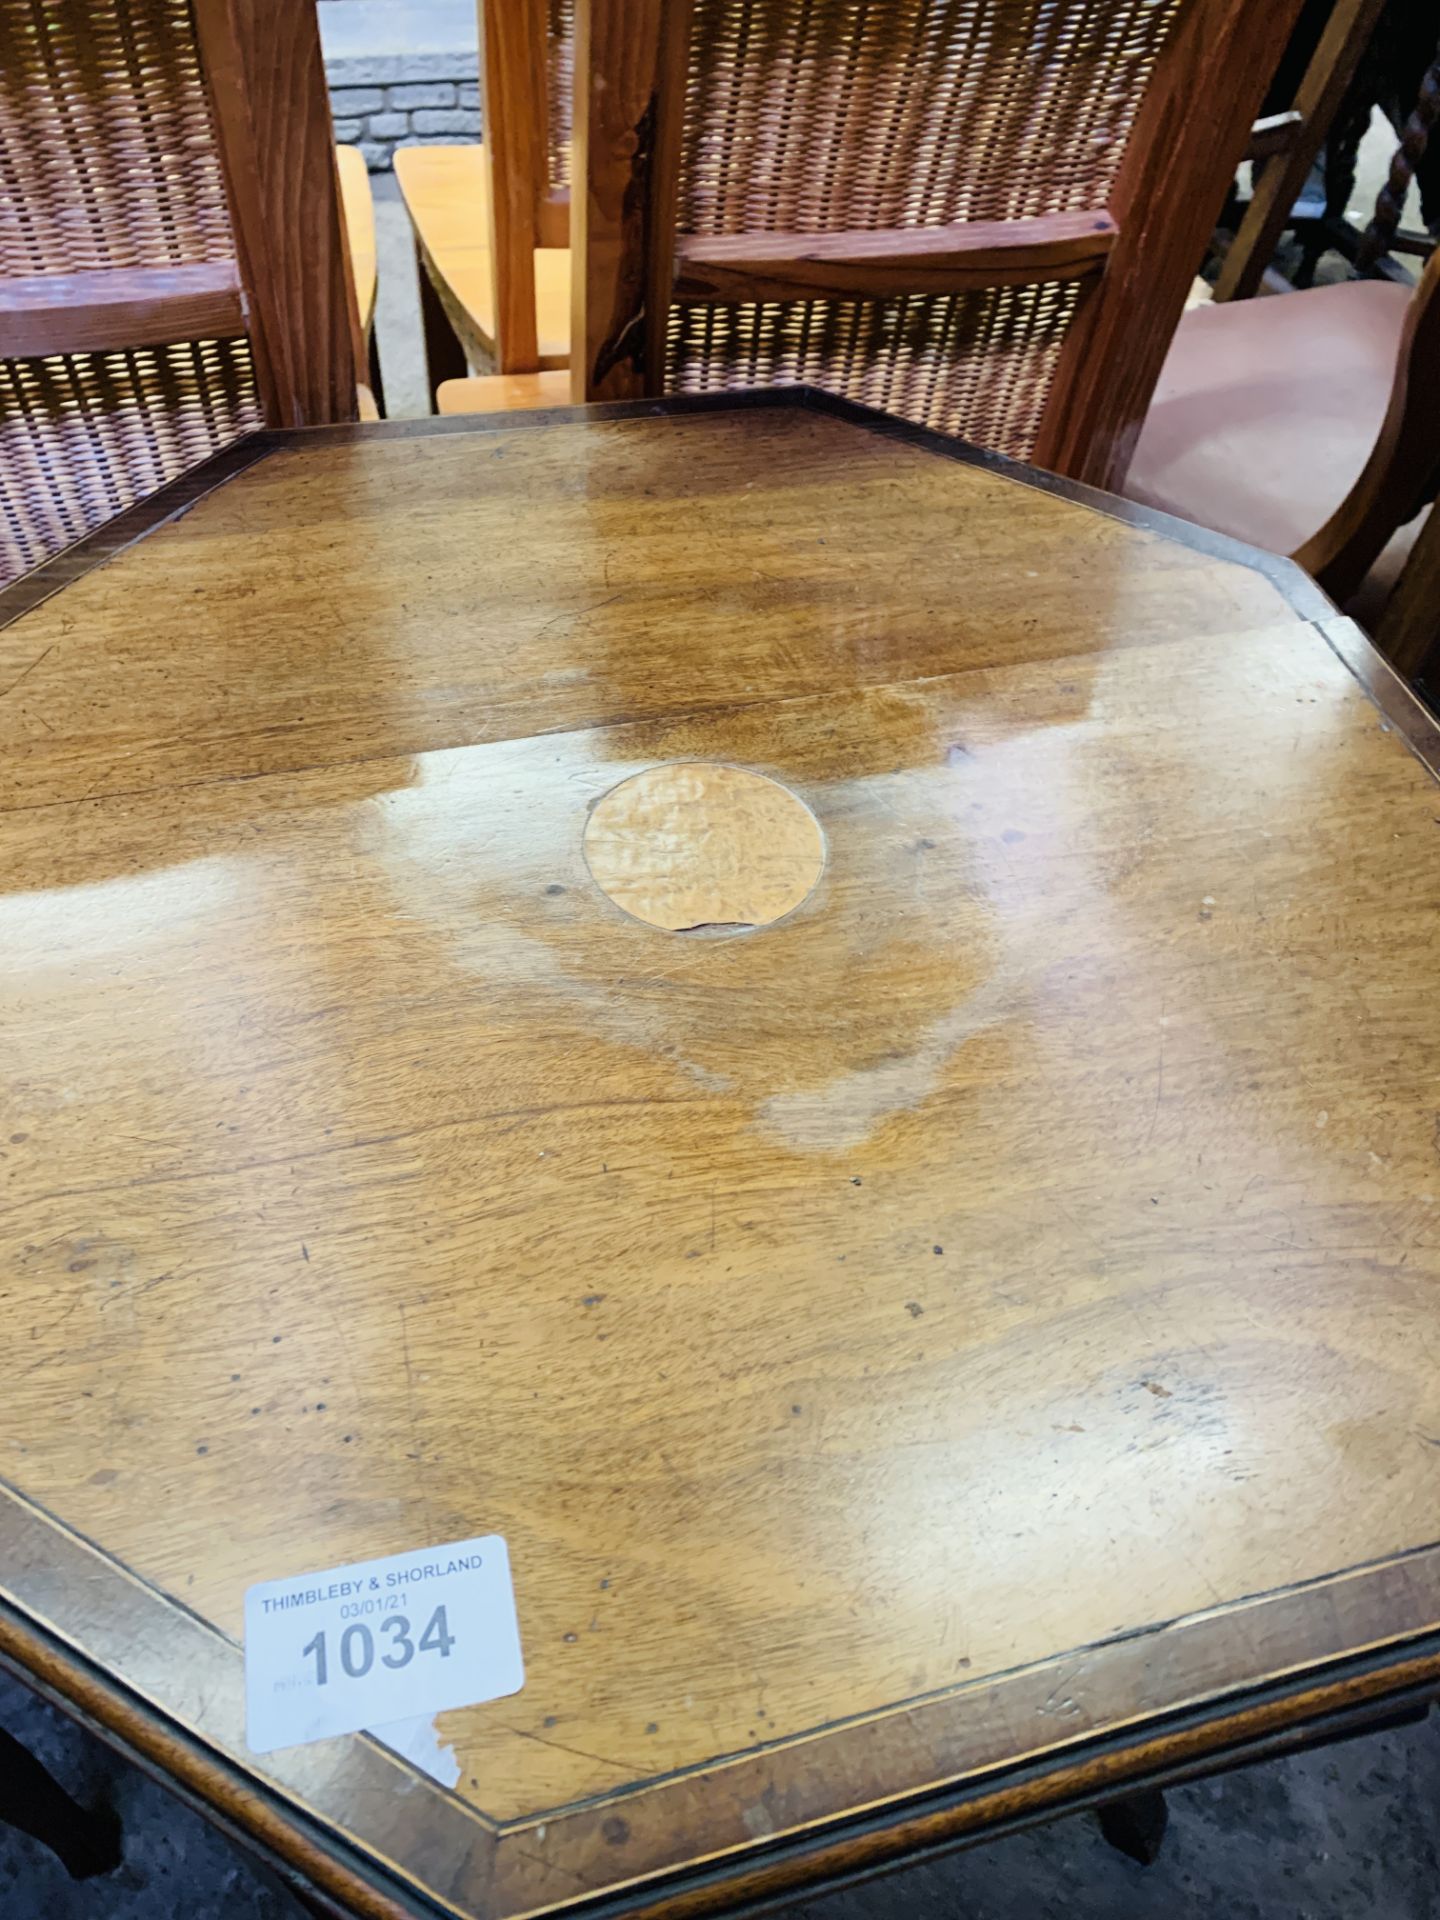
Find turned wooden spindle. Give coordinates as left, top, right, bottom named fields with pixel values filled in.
left=1354, top=39, right=1440, bottom=274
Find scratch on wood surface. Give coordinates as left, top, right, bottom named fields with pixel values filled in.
left=0, top=1097, right=704, bottom=1226
left=507, top=1848, right=600, bottom=1891
left=0, top=644, right=53, bottom=702
left=531, top=590, right=627, bottom=645
left=1143, top=1000, right=1167, bottom=1148
left=497, top=1722, right=637, bottom=1775
left=397, top=1301, right=433, bottom=1530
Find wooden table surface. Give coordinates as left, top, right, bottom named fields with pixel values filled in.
left=3, top=392, right=1440, bottom=1919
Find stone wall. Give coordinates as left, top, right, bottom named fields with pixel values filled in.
left=327, top=54, right=481, bottom=170
left=319, top=3, right=483, bottom=169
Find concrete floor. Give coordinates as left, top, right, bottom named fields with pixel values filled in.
left=370, top=173, right=432, bottom=420
left=7, top=102, right=1435, bottom=1920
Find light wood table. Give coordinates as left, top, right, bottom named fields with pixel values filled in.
left=3, top=392, right=1439, bottom=1917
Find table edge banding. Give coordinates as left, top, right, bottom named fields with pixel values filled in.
left=3, top=1480, right=1440, bottom=1920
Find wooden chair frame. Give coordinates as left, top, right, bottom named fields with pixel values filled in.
left=1377, top=489, right=1440, bottom=682
left=337, top=144, right=383, bottom=412
left=407, top=0, right=573, bottom=395
left=1215, top=0, right=1389, bottom=303
left=1296, top=246, right=1440, bottom=607
left=1296, top=44, right=1440, bottom=610
left=483, top=0, right=571, bottom=372
left=0, top=0, right=361, bottom=429
left=570, top=0, right=1310, bottom=491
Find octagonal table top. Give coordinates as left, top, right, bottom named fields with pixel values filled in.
left=2, top=391, right=1438, bottom=1919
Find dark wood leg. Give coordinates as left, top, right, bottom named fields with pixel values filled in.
left=1377, top=486, right=1440, bottom=683
left=1293, top=219, right=1328, bottom=287
left=0, top=1724, right=122, bottom=1879
left=246, top=1851, right=348, bottom=1916
left=366, top=327, right=387, bottom=418
left=1097, top=1786, right=1169, bottom=1865
left=415, top=243, right=468, bottom=412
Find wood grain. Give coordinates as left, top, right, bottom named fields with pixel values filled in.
left=537, top=191, right=571, bottom=253
left=672, top=211, right=1119, bottom=303
left=1316, top=610, right=1440, bottom=782
left=5, top=605, right=1440, bottom=1848
left=1376, top=506, right=1440, bottom=681
left=1297, top=249, right=1440, bottom=604
left=640, top=0, right=692, bottom=394
left=437, top=371, right=572, bottom=413
left=571, top=0, right=669, bottom=400
left=480, top=0, right=549, bottom=371
left=192, top=0, right=360, bottom=426
left=7, top=397, right=1437, bottom=1920
left=337, top=146, right=378, bottom=341
left=0, top=404, right=1298, bottom=811
left=0, top=264, right=243, bottom=358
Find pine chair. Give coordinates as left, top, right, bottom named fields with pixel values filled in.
left=397, top=0, right=575, bottom=408
left=0, top=0, right=365, bottom=588
left=337, top=142, right=383, bottom=411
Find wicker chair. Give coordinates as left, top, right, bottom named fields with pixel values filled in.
left=539, top=0, right=1308, bottom=489
left=398, top=0, right=575, bottom=408
left=0, top=0, right=363, bottom=589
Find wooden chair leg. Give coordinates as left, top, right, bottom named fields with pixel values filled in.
left=366, top=328, right=387, bottom=418
left=0, top=1723, right=122, bottom=1879
left=1377, top=497, right=1440, bottom=682
left=1293, top=219, right=1329, bottom=287
left=415, top=242, right=469, bottom=412
left=1097, top=1785, right=1169, bottom=1865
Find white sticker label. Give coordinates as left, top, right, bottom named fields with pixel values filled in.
left=244, top=1535, right=523, bottom=1754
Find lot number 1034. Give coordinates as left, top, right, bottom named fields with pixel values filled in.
left=302, top=1605, right=456, bottom=1685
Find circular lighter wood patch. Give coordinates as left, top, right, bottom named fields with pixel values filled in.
left=583, top=763, right=825, bottom=933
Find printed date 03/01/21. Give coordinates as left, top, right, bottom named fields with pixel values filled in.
left=302, top=1604, right=456, bottom=1685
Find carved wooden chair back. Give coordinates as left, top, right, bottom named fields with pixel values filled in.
left=1376, top=467, right=1440, bottom=683
left=0, top=0, right=360, bottom=588
left=1364, top=43, right=1440, bottom=682
left=570, top=0, right=1310, bottom=488
left=1296, top=248, right=1440, bottom=608
left=482, top=0, right=576, bottom=371
left=1300, top=40, right=1440, bottom=614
